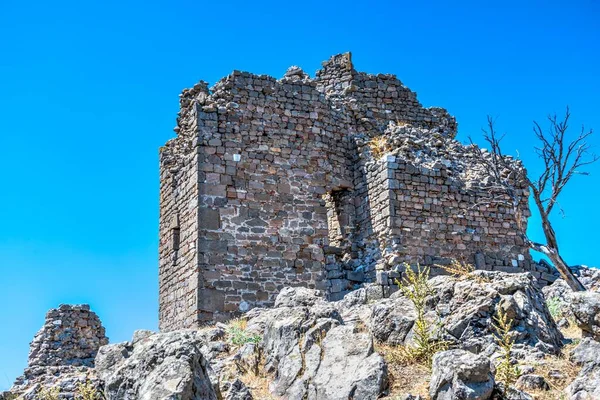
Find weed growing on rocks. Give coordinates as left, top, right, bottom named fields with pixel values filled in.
left=76, top=380, right=104, bottom=400
left=493, top=308, right=521, bottom=391
left=397, top=264, right=449, bottom=367
left=227, top=318, right=262, bottom=347
left=368, top=136, right=391, bottom=159
left=37, top=386, right=60, bottom=400
left=436, top=259, right=489, bottom=283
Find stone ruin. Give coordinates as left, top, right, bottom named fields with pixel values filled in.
left=159, top=52, right=556, bottom=329
left=13, top=304, right=108, bottom=390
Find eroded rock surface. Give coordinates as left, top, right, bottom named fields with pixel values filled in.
left=566, top=338, right=600, bottom=399
left=569, top=291, right=600, bottom=340
left=366, top=271, right=562, bottom=360
left=247, top=287, right=388, bottom=400
left=429, top=349, right=494, bottom=400
left=95, top=330, right=218, bottom=400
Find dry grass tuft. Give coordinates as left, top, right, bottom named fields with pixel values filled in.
left=239, top=371, right=276, bottom=400
left=375, top=342, right=430, bottom=398
left=369, top=136, right=392, bottom=159
left=521, top=326, right=582, bottom=400
left=436, top=259, right=489, bottom=283
left=226, top=317, right=261, bottom=347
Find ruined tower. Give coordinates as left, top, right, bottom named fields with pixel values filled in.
left=159, top=53, right=536, bottom=330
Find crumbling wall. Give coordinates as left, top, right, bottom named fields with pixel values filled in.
left=159, top=84, right=208, bottom=331
left=357, top=123, right=534, bottom=289
left=27, top=304, right=108, bottom=369
left=159, top=53, right=537, bottom=327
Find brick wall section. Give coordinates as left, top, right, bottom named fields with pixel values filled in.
left=159, top=53, right=546, bottom=328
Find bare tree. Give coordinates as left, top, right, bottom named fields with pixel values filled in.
left=471, top=107, right=597, bottom=291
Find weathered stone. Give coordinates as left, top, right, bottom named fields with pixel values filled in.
left=569, top=291, right=600, bottom=340
left=429, top=349, right=494, bottom=400
left=95, top=330, right=218, bottom=400
left=10, top=304, right=108, bottom=397
left=515, top=374, right=550, bottom=391
left=566, top=338, right=600, bottom=399
left=159, top=53, right=534, bottom=328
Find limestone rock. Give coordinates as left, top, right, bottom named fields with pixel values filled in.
left=372, top=271, right=562, bottom=359
left=222, top=379, right=253, bottom=400
left=95, top=330, right=218, bottom=400
left=250, top=287, right=388, bottom=399
left=566, top=338, right=600, bottom=399
left=429, top=349, right=494, bottom=400
left=569, top=291, right=600, bottom=340
left=370, top=296, right=416, bottom=345
left=515, top=374, right=549, bottom=391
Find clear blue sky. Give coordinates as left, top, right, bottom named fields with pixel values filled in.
left=0, top=0, right=598, bottom=390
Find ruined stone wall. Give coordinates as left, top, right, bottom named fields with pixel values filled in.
left=159, top=53, right=538, bottom=328
left=357, top=123, right=534, bottom=289
left=315, top=53, right=457, bottom=136
left=158, top=84, right=207, bottom=331
left=26, top=305, right=107, bottom=370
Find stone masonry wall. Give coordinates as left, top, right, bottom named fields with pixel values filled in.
left=159, top=83, right=207, bottom=331
left=159, top=53, right=539, bottom=328
left=27, top=304, right=108, bottom=369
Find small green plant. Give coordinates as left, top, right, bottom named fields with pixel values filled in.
left=493, top=307, right=521, bottom=392
left=396, top=264, right=449, bottom=367
left=37, top=386, right=60, bottom=400
left=546, top=297, right=565, bottom=321
left=76, top=380, right=104, bottom=400
left=227, top=318, right=262, bottom=347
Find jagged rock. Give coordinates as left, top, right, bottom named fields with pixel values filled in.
left=95, top=330, right=218, bottom=400
left=569, top=291, right=600, bottom=340
left=429, top=349, right=494, bottom=400
left=248, top=287, right=387, bottom=399
left=566, top=338, right=600, bottom=399
left=13, top=367, right=103, bottom=400
left=370, top=296, right=416, bottom=345
left=274, top=286, right=321, bottom=308
left=372, top=271, right=562, bottom=359
left=543, top=278, right=573, bottom=302
left=495, top=385, right=534, bottom=400
left=222, top=379, right=253, bottom=400
left=515, top=374, right=549, bottom=391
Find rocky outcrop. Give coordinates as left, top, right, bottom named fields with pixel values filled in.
left=569, top=291, right=600, bottom=340
left=565, top=338, right=600, bottom=399
left=8, top=271, right=587, bottom=399
left=367, top=271, right=562, bottom=359
left=429, top=349, right=494, bottom=400
left=246, top=288, right=388, bottom=400
left=95, top=330, right=218, bottom=400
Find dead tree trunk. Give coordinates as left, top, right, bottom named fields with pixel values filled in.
left=472, top=109, right=597, bottom=292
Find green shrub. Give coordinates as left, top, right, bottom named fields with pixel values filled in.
left=396, top=264, right=449, bottom=367
left=227, top=318, right=262, bottom=347
left=546, top=297, right=565, bottom=321
left=37, top=387, right=60, bottom=400
left=76, top=380, right=104, bottom=400
left=493, top=307, right=521, bottom=391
